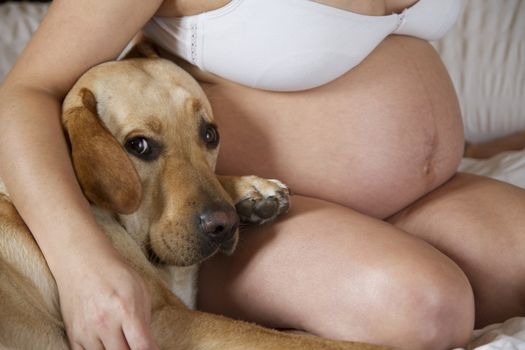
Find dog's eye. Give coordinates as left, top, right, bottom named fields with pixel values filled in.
left=128, top=138, right=150, bottom=154
left=201, top=123, right=220, bottom=149
left=125, top=136, right=161, bottom=161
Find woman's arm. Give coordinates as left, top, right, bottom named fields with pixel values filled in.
left=0, top=0, right=162, bottom=348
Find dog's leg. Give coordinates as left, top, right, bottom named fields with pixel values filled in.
left=0, top=259, right=68, bottom=350
left=218, top=175, right=290, bottom=225
left=0, top=196, right=68, bottom=349
left=150, top=301, right=388, bottom=350
left=98, top=208, right=387, bottom=350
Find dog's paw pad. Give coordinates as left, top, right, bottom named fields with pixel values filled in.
left=236, top=198, right=258, bottom=218
left=254, top=196, right=279, bottom=219
left=235, top=179, right=291, bottom=225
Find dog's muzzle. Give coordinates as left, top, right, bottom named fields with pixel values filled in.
left=198, top=204, right=239, bottom=249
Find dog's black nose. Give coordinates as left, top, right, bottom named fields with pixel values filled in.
left=199, top=206, right=239, bottom=243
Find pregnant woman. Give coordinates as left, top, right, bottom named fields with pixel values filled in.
left=1, top=0, right=524, bottom=349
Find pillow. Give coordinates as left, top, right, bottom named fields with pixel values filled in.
left=434, top=0, right=525, bottom=143
left=0, top=2, right=49, bottom=83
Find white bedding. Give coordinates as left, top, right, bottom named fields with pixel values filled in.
left=0, top=1, right=524, bottom=349
left=0, top=2, right=48, bottom=82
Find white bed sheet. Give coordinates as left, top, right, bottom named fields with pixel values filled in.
left=0, top=2, right=48, bottom=83
left=0, top=1, right=524, bottom=349
left=434, top=0, right=525, bottom=144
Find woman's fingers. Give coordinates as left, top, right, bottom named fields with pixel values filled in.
left=69, top=341, right=85, bottom=350
left=70, top=338, right=104, bottom=350
left=56, top=249, right=158, bottom=350
left=67, top=299, right=157, bottom=350
left=99, top=326, right=131, bottom=350
left=123, top=318, right=160, bottom=350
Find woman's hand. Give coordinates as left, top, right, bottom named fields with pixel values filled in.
left=0, top=0, right=171, bottom=348
left=0, top=0, right=167, bottom=348
left=56, top=248, right=159, bottom=350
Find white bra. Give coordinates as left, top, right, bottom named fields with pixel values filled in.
left=143, top=0, right=463, bottom=91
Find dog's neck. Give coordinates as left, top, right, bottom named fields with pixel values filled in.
left=117, top=212, right=148, bottom=247
left=113, top=207, right=199, bottom=309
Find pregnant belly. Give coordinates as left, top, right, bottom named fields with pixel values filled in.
left=202, top=36, right=465, bottom=218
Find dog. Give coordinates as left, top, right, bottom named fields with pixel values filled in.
left=0, top=49, right=388, bottom=349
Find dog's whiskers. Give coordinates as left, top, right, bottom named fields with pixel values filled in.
left=143, top=237, right=165, bottom=265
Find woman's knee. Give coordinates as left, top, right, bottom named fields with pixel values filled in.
left=399, top=267, right=474, bottom=349
left=302, top=247, right=475, bottom=350
left=199, top=196, right=475, bottom=349
left=390, top=172, right=525, bottom=327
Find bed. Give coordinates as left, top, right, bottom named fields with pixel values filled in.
left=1, top=1, right=524, bottom=349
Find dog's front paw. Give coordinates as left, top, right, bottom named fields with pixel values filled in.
left=220, top=175, right=291, bottom=225
left=235, top=178, right=290, bottom=225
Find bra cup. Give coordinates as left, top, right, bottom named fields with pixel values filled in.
left=202, top=34, right=389, bottom=91
left=144, top=0, right=463, bottom=91
left=254, top=51, right=360, bottom=91
left=393, top=0, right=464, bottom=41
left=201, top=0, right=397, bottom=91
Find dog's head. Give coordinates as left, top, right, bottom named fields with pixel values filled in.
left=62, top=55, right=239, bottom=266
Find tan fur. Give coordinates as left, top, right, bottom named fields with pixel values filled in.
left=64, top=88, right=143, bottom=214
left=0, top=56, right=388, bottom=349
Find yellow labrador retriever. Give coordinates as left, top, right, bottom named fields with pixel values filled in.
left=0, top=52, right=387, bottom=349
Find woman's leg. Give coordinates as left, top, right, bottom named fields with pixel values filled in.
left=198, top=195, right=474, bottom=349
left=197, top=36, right=473, bottom=349
left=388, top=173, right=525, bottom=328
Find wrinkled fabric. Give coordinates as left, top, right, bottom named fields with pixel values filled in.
left=434, top=0, right=525, bottom=143
left=0, top=1, right=49, bottom=83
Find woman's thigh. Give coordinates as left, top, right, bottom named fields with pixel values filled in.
left=198, top=195, right=474, bottom=349
left=388, top=172, right=525, bottom=328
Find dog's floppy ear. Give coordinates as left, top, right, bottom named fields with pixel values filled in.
left=63, top=88, right=143, bottom=214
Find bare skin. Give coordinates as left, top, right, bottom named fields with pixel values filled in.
left=195, top=8, right=525, bottom=350
left=201, top=35, right=464, bottom=218
left=465, top=130, right=525, bottom=159
left=2, top=0, right=523, bottom=349
left=196, top=35, right=472, bottom=350
left=155, top=0, right=412, bottom=16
